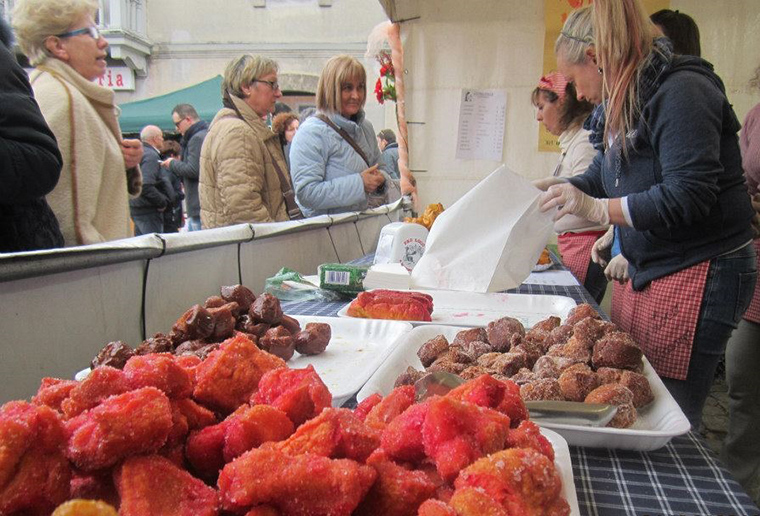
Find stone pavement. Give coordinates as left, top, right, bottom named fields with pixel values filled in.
left=702, top=376, right=760, bottom=507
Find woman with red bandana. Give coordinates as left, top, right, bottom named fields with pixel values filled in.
left=532, top=71, right=608, bottom=302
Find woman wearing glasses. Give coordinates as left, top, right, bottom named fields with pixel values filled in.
left=199, top=54, right=296, bottom=227
left=289, top=55, right=390, bottom=217
left=12, top=0, right=143, bottom=247
left=540, top=0, right=756, bottom=429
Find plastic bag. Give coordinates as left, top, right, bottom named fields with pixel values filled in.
left=264, top=267, right=343, bottom=302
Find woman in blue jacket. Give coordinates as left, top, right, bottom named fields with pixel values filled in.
left=289, top=55, right=387, bottom=217
left=541, top=0, right=757, bottom=429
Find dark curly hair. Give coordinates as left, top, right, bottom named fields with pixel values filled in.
left=272, top=112, right=299, bottom=146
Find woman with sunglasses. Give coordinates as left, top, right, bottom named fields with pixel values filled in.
left=12, top=0, right=143, bottom=246
left=540, top=0, right=756, bottom=429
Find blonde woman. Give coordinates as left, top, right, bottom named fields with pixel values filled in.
left=289, top=55, right=388, bottom=217
left=199, top=54, right=296, bottom=227
left=13, top=0, right=143, bottom=246
left=541, top=0, right=756, bottom=429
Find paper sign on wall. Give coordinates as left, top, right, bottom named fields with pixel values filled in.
left=455, top=89, right=507, bottom=162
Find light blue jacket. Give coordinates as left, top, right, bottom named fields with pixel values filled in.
left=289, top=110, right=383, bottom=217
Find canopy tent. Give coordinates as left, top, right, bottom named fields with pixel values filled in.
left=118, top=75, right=223, bottom=134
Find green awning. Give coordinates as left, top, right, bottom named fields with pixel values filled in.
left=118, top=75, right=223, bottom=134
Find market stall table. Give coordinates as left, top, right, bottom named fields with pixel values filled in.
left=282, top=255, right=760, bottom=516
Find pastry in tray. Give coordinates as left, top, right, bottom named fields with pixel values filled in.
left=395, top=303, right=653, bottom=428
left=346, top=289, right=434, bottom=322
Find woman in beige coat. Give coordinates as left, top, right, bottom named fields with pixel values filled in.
left=200, top=55, right=294, bottom=228
left=13, top=0, right=142, bottom=246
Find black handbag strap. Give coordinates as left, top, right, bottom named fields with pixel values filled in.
left=316, top=114, right=372, bottom=167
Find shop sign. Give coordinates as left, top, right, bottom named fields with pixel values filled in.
left=96, top=66, right=135, bottom=91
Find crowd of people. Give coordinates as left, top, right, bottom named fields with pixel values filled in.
left=1, top=0, right=759, bottom=500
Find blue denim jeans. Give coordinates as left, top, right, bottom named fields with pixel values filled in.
left=186, top=216, right=202, bottom=232
left=132, top=212, right=163, bottom=236
left=661, top=243, right=757, bottom=430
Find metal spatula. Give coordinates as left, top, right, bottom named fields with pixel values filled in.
left=414, top=371, right=618, bottom=427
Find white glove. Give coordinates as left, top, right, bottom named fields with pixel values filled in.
left=532, top=176, right=567, bottom=192
left=605, top=254, right=630, bottom=283
left=539, top=183, right=610, bottom=225
left=591, top=225, right=615, bottom=267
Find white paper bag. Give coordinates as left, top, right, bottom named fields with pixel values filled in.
left=410, top=165, right=554, bottom=293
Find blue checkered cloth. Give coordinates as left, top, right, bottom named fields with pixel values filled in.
left=282, top=254, right=759, bottom=515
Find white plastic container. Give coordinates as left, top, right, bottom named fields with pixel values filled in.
left=374, top=222, right=428, bottom=271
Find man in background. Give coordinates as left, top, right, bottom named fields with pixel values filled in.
left=130, top=126, right=174, bottom=235
left=161, top=104, right=208, bottom=231
left=377, top=129, right=400, bottom=180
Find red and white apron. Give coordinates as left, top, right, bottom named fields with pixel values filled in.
left=558, top=231, right=606, bottom=285
left=610, top=261, right=710, bottom=380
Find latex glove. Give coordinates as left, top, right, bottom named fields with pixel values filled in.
left=121, top=139, right=143, bottom=169
left=539, top=183, right=610, bottom=225
left=532, top=176, right=567, bottom=192
left=605, top=254, right=630, bottom=283
left=591, top=225, right=615, bottom=267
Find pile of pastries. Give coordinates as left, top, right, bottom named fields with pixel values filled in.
left=396, top=303, right=653, bottom=429
left=404, top=202, right=445, bottom=231
left=0, top=328, right=570, bottom=514
left=91, top=285, right=331, bottom=369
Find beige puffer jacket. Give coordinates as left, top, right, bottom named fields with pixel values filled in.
left=199, top=95, right=289, bottom=228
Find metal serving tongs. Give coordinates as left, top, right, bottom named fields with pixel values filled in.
left=414, top=371, right=618, bottom=427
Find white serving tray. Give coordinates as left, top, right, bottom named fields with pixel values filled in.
left=357, top=325, right=690, bottom=451
left=77, top=315, right=412, bottom=408
left=543, top=428, right=580, bottom=516
left=337, top=289, right=577, bottom=329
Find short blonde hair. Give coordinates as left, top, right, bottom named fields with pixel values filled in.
left=12, top=0, right=98, bottom=66
left=316, top=55, right=367, bottom=114
left=222, top=54, right=279, bottom=99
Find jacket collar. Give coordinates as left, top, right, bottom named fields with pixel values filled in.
left=324, top=110, right=366, bottom=136
left=219, top=95, right=278, bottom=143
left=183, top=119, right=209, bottom=144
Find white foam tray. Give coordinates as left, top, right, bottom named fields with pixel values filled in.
left=357, top=325, right=690, bottom=451
left=337, top=289, right=577, bottom=329
left=544, top=428, right=580, bottom=516
left=78, top=315, right=413, bottom=408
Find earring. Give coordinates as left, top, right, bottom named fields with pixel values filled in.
left=598, top=67, right=603, bottom=75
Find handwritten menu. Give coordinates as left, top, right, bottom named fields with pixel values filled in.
left=455, top=89, right=507, bottom=161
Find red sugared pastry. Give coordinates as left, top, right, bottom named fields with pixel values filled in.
left=218, top=447, right=376, bottom=515
left=61, top=366, right=130, bottom=419
left=363, top=385, right=415, bottom=432
left=193, top=334, right=286, bottom=414
left=355, top=453, right=438, bottom=515
left=252, top=365, right=331, bottom=426
left=32, top=377, right=78, bottom=413
left=0, top=401, right=70, bottom=516
left=124, top=353, right=193, bottom=399
left=66, top=387, right=173, bottom=471
left=115, top=455, right=219, bottom=516
left=274, top=408, right=379, bottom=463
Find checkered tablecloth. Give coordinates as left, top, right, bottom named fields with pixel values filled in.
left=282, top=255, right=759, bottom=515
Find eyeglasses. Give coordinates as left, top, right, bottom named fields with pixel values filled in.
left=173, top=118, right=185, bottom=128
left=55, top=26, right=101, bottom=40
left=253, top=79, right=280, bottom=91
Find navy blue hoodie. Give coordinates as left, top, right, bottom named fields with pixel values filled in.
left=569, top=54, right=754, bottom=290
